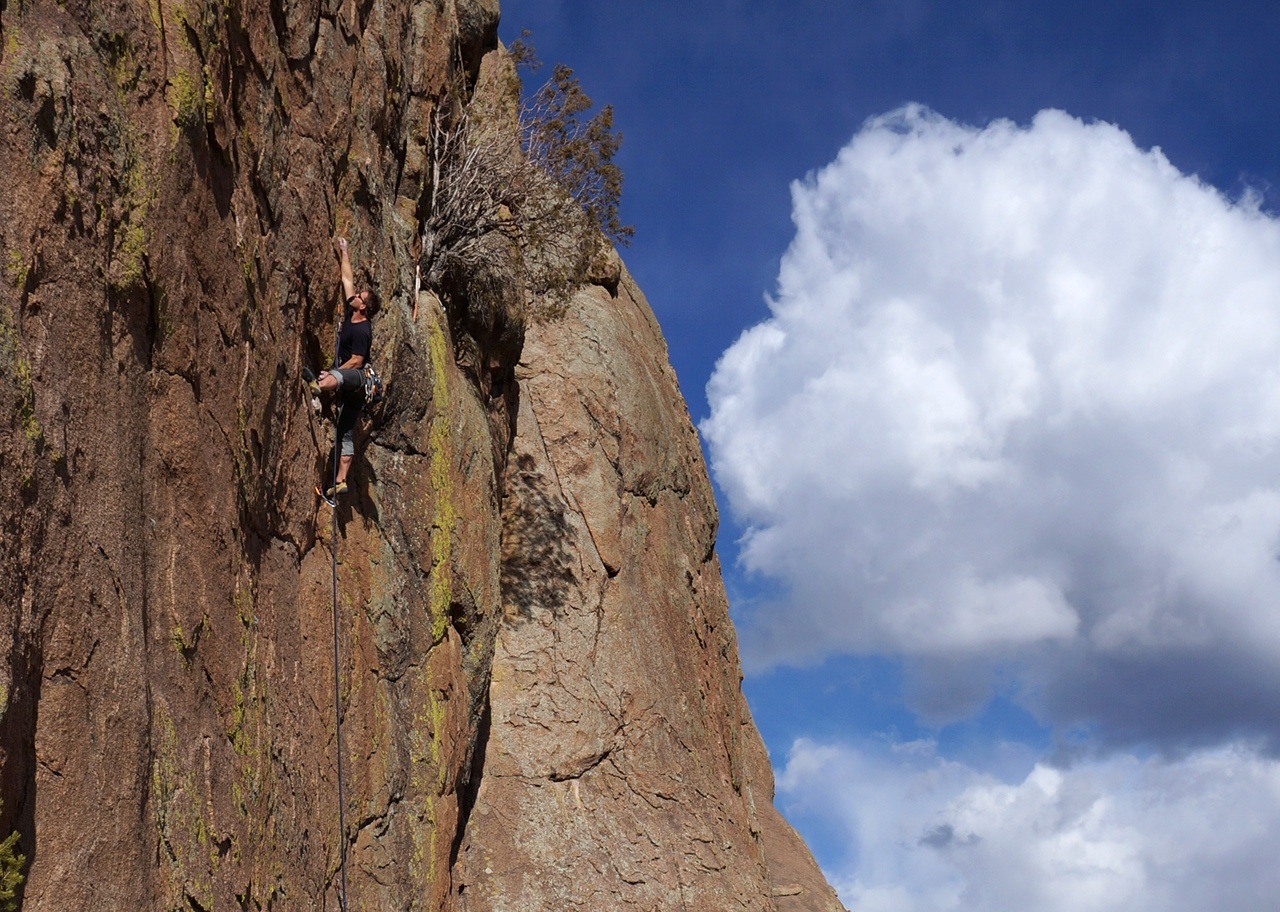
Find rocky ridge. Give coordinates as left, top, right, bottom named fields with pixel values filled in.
left=0, top=1, right=844, bottom=909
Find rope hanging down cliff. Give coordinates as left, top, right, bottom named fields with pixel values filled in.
left=327, top=439, right=350, bottom=912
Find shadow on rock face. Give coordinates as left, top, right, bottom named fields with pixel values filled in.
left=501, top=453, right=575, bottom=622
left=0, top=637, right=40, bottom=911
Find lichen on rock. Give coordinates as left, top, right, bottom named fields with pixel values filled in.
left=0, top=1, right=844, bottom=910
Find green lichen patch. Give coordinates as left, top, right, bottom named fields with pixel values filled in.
left=169, top=613, right=208, bottom=665
left=104, top=118, right=155, bottom=294
left=427, top=314, right=456, bottom=643
left=412, top=312, right=461, bottom=889
left=229, top=603, right=270, bottom=809
left=113, top=219, right=147, bottom=289
left=225, top=583, right=276, bottom=893
left=0, top=308, right=45, bottom=449
left=1, top=27, right=22, bottom=102
left=162, top=0, right=226, bottom=146
left=166, top=67, right=204, bottom=141
left=99, top=31, right=141, bottom=99
left=3, top=28, right=19, bottom=65
left=151, top=705, right=216, bottom=912
left=3, top=250, right=26, bottom=289
left=408, top=677, right=447, bottom=887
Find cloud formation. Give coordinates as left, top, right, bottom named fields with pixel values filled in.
left=704, top=105, right=1280, bottom=742
left=777, top=737, right=1280, bottom=912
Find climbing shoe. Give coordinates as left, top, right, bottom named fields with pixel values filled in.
left=301, top=366, right=321, bottom=395
left=325, top=481, right=349, bottom=498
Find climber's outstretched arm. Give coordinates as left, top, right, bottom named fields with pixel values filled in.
left=335, top=236, right=356, bottom=302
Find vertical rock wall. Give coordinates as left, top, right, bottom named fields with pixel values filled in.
left=0, top=0, right=513, bottom=908
left=0, top=0, right=845, bottom=910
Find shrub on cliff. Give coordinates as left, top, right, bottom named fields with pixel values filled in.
left=514, top=36, right=632, bottom=248
left=418, top=38, right=630, bottom=323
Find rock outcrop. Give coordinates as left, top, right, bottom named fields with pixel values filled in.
left=0, top=1, right=843, bottom=910
left=453, top=264, right=843, bottom=912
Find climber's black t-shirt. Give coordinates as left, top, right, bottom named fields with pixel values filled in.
left=334, top=317, right=371, bottom=369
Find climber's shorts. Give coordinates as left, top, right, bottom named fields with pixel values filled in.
left=330, top=368, right=365, bottom=457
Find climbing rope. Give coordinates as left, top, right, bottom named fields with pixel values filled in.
left=328, top=419, right=350, bottom=912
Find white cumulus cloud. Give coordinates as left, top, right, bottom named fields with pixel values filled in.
left=703, top=105, right=1280, bottom=739
left=777, top=737, right=1280, bottom=912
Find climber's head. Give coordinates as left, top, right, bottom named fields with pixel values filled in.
left=347, top=288, right=380, bottom=319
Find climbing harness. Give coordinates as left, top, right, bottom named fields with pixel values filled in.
left=327, top=434, right=350, bottom=912
left=361, top=362, right=385, bottom=407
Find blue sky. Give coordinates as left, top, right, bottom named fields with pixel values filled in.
left=498, top=3, right=1280, bottom=909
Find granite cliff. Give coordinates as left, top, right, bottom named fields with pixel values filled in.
left=0, top=1, right=844, bottom=909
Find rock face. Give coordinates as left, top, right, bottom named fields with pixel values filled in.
left=0, top=1, right=843, bottom=911
left=452, top=268, right=844, bottom=912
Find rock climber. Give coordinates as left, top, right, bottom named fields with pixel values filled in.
left=303, top=236, right=380, bottom=499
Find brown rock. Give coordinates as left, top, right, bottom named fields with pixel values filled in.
left=0, top=1, right=844, bottom=910
left=451, top=270, right=845, bottom=912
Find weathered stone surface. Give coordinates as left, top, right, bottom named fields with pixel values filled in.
left=0, top=1, right=844, bottom=910
left=452, top=271, right=845, bottom=912
left=0, top=1, right=510, bottom=908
